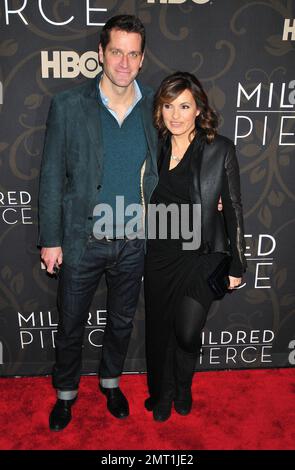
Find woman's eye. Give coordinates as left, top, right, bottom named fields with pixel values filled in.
left=163, top=104, right=171, bottom=109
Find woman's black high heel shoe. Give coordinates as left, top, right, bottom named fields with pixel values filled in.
left=153, top=400, right=173, bottom=422
left=144, top=397, right=154, bottom=412
left=174, top=389, right=192, bottom=415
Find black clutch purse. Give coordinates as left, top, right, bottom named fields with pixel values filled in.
left=207, top=254, right=232, bottom=299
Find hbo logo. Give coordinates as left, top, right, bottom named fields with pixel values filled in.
left=41, top=51, right=101, bottom=79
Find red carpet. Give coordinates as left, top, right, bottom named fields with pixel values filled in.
left=0, top=368, right=294, bottom=450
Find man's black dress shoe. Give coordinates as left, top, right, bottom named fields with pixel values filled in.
left=99, top=385, right=129, bottom=419
left=174, top=390, right=192, bottom=416
left=49, top=397, right=77, bottom=431
left=153, top=400, right=172, bottom=422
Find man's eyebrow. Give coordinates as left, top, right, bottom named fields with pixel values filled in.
left=110, top=47, right=142, bottom=53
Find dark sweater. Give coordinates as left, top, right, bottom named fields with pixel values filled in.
left=93, top=100, right=147, bottom=238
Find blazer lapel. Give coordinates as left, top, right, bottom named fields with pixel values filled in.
left=79, top=76, right=104, bottom=170
left=190, top=131, right=206, bottom=204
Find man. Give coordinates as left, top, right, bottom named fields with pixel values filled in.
left=38, top=15, right=158, bottom=431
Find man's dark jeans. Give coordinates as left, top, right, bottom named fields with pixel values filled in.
left=52, top=236, right=145, bottom=392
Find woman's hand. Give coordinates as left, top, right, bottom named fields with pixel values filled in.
left=228, top=276, right=242, bottom=289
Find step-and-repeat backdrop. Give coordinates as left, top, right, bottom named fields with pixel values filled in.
left=1, top=0, right=295, bottom=376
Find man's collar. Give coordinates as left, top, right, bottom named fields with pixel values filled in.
left=97, top=74, right=142, bottom=107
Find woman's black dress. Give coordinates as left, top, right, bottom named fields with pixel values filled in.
left=144, top=135, right=226, bottom=402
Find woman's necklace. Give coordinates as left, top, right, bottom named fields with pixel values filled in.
left=170, top=139, right=186, bottom=163
left=170, top=132, right=196, bottom=164
left=170, top=154, right=181, bottom=163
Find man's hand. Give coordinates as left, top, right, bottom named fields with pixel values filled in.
left=41, top=247, right=63, bottom=274
left=218, top=196, right=223, bottom=211
left=228, top=276, right=242, bottom=289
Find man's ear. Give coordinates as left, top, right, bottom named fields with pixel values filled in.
left=98, top=43, right=104, bottom=65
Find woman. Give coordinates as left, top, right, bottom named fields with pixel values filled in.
left=144, top=72, right=247, bottom=422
